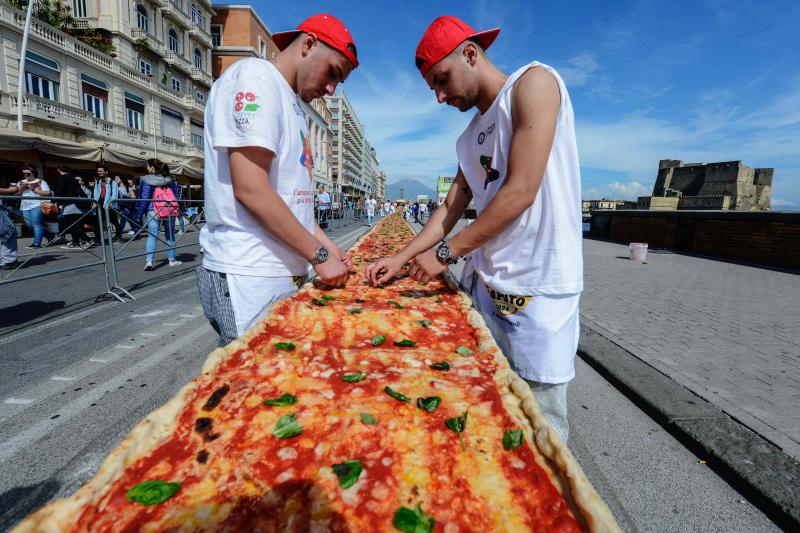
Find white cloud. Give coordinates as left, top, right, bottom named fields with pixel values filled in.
left=582, top=181, right=649, bottom=201
left=555, top=54, right=600, bottom=87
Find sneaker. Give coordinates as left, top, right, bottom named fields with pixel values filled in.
left=1, top=262, right=19, bottom=270
left=79, top=239, right=94, bottom=249
left=124, top=230, right=135, bottom=236
left=168, top=260, right=183, bottom=267
left=144, top=262, right=153, bottom=271
left=25, top=244, right=41, bottom=249
left=60, top=242, right=78, bottom=249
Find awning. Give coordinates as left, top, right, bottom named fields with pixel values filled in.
left=0, top=128, right=103, bottom=161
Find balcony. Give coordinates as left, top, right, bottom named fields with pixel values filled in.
left=131, top=27, right=165, bottom=56
left=190, top=67, right=212, bottom=87
left=72, top=17, right=97, bottom=29
left=118, top=63, right=154, bottom=89
left=158, top=0, right=190, bottom=28
left=188, top=22, right=212, bottom=47
left=164, top=50, right=192, bottom=74
left=157, top=83, right=184, bottom=106
left=182, top=94, right=205, bottom=113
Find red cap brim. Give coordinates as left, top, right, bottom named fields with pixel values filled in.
left=472, top=27, right=500, bottom=51
left=272, top=30, right=301, bottom=51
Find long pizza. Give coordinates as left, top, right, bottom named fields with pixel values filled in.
left=14, top=214, right=620, bottom=532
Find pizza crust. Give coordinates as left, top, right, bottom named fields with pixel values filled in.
left=14, top=218, right=619, bottom=532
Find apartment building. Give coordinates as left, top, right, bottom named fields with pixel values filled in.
left=0, top=0, right=213, bottom=178
left=209, top=4, right=277, bottom=77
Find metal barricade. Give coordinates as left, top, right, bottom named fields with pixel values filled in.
left=102, top=198, right=205, bottom=301
left=0, top=194, right=121, bottom=299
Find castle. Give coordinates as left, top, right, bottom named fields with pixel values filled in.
left=637, top=160, right=773, bottom=211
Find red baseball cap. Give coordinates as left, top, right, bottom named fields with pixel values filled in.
left=272, top=13, right=359, bottom=68
left=415, top=16, right=499, bottom=76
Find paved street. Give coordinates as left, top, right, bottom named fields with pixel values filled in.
left=0, top=216, right=782, bottom=531
left=581, top=238, right=800, bottom=461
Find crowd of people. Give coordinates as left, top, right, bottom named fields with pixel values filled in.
left=0, top=159, right=195, bottom=271
left=312, top=187, right=436, bottom=229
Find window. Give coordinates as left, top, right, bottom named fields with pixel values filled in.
left=195, top=90, right=205, bottom=103
left=191, top=3, right=204, bottom=25
left=210, top=25, right=222, bottom=47
left=168, top=29, right=179, bottom=52
left=139, top=59, right=152, bottom=76
left=81, top=73, right=107, bottom=119
left=258, top=37, right=266, bottom=59
left=160, top=106, right=184, bottom=140
left=125, top=91, right=145, bottom=130
left=193, top=48, right=202, bottom=69
left=135, top=4, right=149, bottom=32
left=25, top=52, right=60, bottom=101
left=190, top=120, right=203, bottom=147
left=171, top=77, right=181, bottom=92
left=73, top=0, right=86, bottom=18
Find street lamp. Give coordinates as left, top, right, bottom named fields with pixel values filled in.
left=400, top=188, right=404, bottom=200
left=17, top=0, right=36, bottom=130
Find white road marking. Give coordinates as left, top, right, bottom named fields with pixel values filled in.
left=4, top=398, right=35, bottom=405
left=115, top=344, right=136, bottom=349
left=140, top=332, right=157, bottom=337
left=131, top=310, right=166, bottom=318
left=51, top=376, right=76, bottom=382
left=179, top=314, right=195, bottom=318
left=89, top=358, right=110, bottom=363
left=164, top=322, right=180, bottom=326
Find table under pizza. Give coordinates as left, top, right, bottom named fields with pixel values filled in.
left=15, top=215, right=620, bottom=532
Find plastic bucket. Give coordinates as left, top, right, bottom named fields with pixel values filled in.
left=629, top=243, right=648, bottom=262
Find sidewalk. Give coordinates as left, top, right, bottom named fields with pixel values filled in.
left=581, top=238, right=800, bottom=461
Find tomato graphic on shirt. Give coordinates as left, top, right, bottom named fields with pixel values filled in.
left=299, top=130, right=313, bottom=180
left=480, top=155, right=500, bottom=189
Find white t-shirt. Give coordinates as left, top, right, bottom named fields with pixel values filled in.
left=456, top=61, right=583, bottom=295
left=200, top=58, right=315, bottom=277
left=317, top=191, right=331, bottom=210
left=20, top=179, right=51, bottom=211
left=365, top=198, right=377, bottom=215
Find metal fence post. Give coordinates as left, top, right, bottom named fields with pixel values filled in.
left=102, top=202, right=134, bottom=302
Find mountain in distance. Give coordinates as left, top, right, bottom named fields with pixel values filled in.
left=386, top=178, right=438, bottom=201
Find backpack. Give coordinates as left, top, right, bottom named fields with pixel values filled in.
left=152, top=185, right=180, bottom=219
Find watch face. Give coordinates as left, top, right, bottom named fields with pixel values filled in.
left=317, top=247, right=329, bottom=263
left=437, top=245, right=450, bottom=261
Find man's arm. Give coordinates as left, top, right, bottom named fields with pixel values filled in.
left=229, top=146, right=348, bottom=286
left=446, top=67, right=560, bottom=258
left=365, top=167, right=471, bottom=284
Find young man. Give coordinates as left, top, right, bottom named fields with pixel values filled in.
left=198, top=13, right=358, bottom=346
left=365, top=194, right=377, bottom=226
left=366, top=16, right=583, bottom=442
left=316, top=184, right=331, bottom=229
left=92, top=165, right=120, bottom=242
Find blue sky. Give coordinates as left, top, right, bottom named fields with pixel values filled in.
left=254, top=0, right=800, bottom=209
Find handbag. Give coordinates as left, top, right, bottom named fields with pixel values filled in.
left=41, top=200, right=59, bottom=218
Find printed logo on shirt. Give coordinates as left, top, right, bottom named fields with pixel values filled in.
left=480, top=155, right=500, bottom=190
left=233, top=91, right=260, bottom=130
left=477, top=123, right=495, bottom=145
left=485, top=284, right=532, bottom=316
left=299, top=130, right=314, bottom=180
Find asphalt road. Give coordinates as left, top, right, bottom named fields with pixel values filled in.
left=0, top=216, right=779, bottom=531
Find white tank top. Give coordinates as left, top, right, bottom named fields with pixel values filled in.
left=456, top=61, right=583, bottom=295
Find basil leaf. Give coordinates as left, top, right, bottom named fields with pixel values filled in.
left=348, top=308, right=363, bottom=315
left=445, top=410, right=469, bottom=451
left=416, top=396, right=442, bottom=413
left=311, top=298, right=328, bottom=306
left=384, top=386, right=411, bottom=403
left=503, top=429, right=525, bottom=450
left=355, top=299, right=366, bottom=303
left=371, top=334, right=387, bottom=346
left=341, top=372, right=367, bottom=383
left=430, top=362, right=450, bottom=371
left=274, top=342, right=295, bottom=351
left=393, top=504, right=435, bottom=533
left=400, top=291, right=416, bottom=297
left=331, top=460, right=363, bottom=489
left=455, top=346, right=474, bottom=356
left=321, top=294, right=336, bottom=301
left=272, top=413, right=303, bottom=439
left=263, top=393, right=297, bottom=406
left=435, top=298, right=444, bottom=303
left=387, top=300, right=404, bottom=309
left=393, top=339, right=417, bottom=347
left=414, top=319, right=432, bottom=328
left=360, top=412, right=378, bottom=425
left=126, top=480, right=181, bottom=506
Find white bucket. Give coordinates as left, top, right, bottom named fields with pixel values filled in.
left=629, top=243, right=648, bottom=262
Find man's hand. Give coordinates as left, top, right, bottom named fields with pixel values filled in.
left=314, top=255, right=349, bottom=287
left=365, top=254, right=406, bottom=285
left=408, top=249, right=447, bottom=283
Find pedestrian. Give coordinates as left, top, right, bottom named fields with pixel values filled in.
left=17, top=165, right=54, bottom=249
left=114, top=175, right=135, bottom=237
left=365, top=194, right=377, bottom=226
left=366, top=16, right=582, bottom=442
left=55, top=164, right=92, bottom=249
left=0, top=174, right=19, bottom=269
left=412, top=202, right=420, bottom=224
left=134, top=159, right=183, bottom=271
left=419, top=200, right=428, bottom=221
left=92, top=165, right=121, bottom=242
left=197, top=13, right=357, bottom=346
left=317, top=185, right=331, bottom=229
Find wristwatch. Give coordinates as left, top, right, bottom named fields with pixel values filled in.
left=309, top=245, right=330, bottom=266
left=435, top=241, right=459, bottom=265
